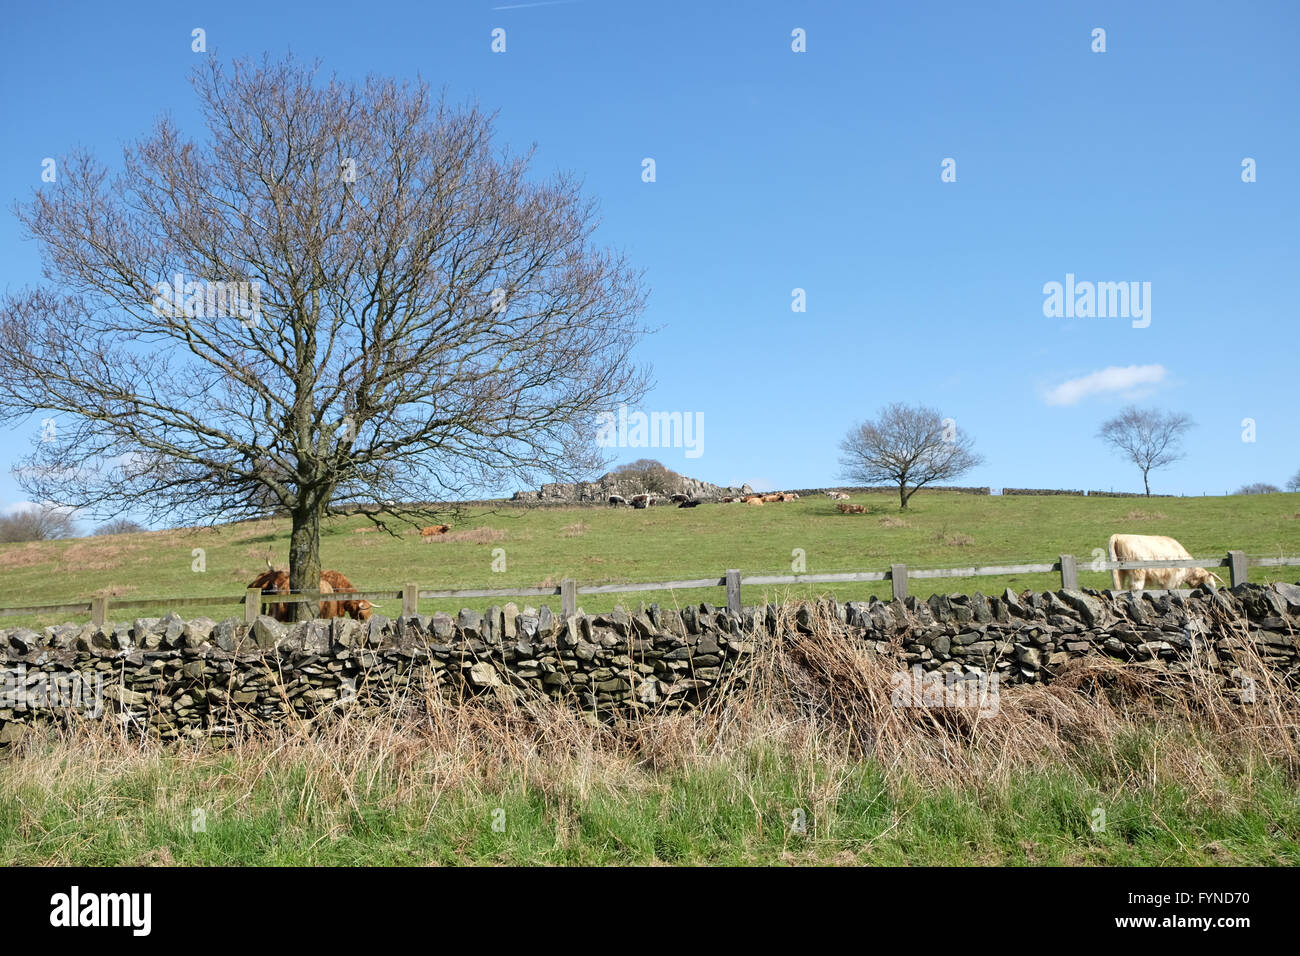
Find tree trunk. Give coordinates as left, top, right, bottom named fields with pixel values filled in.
left=899, top=482, right=909, bottom=510
left=288, top=503, right=322, bottom=621
left=1143, top=470, right=1151, bottom=497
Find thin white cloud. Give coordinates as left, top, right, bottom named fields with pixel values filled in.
left=1044, top=364, right=1167, bottom=406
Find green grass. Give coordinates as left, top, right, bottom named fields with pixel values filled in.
left=3, top=733, right=1295, bottom=866
left=2, top=491, right=1298, bottom=628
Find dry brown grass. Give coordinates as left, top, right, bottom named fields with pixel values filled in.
left=90, top=584, right=138, bottom=599
left=879, top=516, right=911, bottom=529
left=1125, top=510, right=1168, bottom=521
left=561, top=522, right=588, bottom=538
left=59, top=541, right=143, bottom=572
left=933, top=530, right=975, bottom=547
left=425, top=527, right=507, bottom=545
left=0, top=544, right=47, bottom=570
left=5, top=603, right=1295, bottom=809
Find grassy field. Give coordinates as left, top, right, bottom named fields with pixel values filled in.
left=4, top=495, right=1298, bottom=866
left=2, top=491, right=1298, bottom=629
left=3, top=622, right=1297, bottom=866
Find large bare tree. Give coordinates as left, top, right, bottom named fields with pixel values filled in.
left=0, top=56, right=648, bottom=615
left=838, top=403, right=984, bottom=510
left=1096, top=406, right=1193, bottom=497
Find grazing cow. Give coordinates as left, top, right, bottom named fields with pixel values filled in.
left=761, top=493, right=783, bottom=503
left=678, top=499, right=701, bottom=508
left=246, top=569, right=336, bottom=622
left=419, top=524, right=451, bottom=540
left=319, top=569, right=376, bottom=620
left=630, top=494, right=650, bottom=509
left=670, top=493, right=690, bottom=503
left=827, top=491, right=851, bottom=501
left=1107, top=534, right=1223, bottom=591
left=837, top=502, right=867, bottom=515
left=744, top=496, right=765, bottom=506
left=608, top=495, right=628, bottom=507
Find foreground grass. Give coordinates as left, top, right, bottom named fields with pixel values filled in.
left=2, top=734, right=1296, bottom=866
left=1, top=491, right=1298, bottom=628
left=3, top=612, right=1298, bottom=866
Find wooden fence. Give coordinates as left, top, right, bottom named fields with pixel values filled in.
left=3, top=551, right=1298, bottom=626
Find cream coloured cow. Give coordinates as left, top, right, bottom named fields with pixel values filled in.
left=1107, top=534, right=1222, bottom=591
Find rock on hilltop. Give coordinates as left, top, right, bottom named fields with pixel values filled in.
left=514, top=473, right=753, bottom=503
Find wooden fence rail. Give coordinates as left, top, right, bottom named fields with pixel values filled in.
left=3, top=551, right=1297, bottom=626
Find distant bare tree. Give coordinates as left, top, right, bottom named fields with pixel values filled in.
left=1288, top=469, right=1300, bottom=493
left=0, top=55, right=648, bottom=617
left=1097, top=406, right=1194, bottom=497
left=0, top=505, right=78, bottom=543
left=94, top=518, right=147, bottom=536
left=613, top=459, right=681, bottom=495
left=1234, top=482, right=1281, bottom=495
left=838, top=403, right=984, bottom=510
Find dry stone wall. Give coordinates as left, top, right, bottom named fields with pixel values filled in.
left=2, top=583, right=1297, bottom=744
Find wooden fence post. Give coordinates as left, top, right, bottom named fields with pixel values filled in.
left=725, top=569, right=742, bottom=615
left=91, top=596, right=108, bottom=627
left=1059, top=554, right=1078, bottom=590
left=560, top=578, right=577, bottom=617
left=890, top=564, right=907, bottom=602
left=402, top=583, right=419, bottom=618
left=245, top=587, right=262, bottom=623
left=1227, top=550, right=1247, bottom=587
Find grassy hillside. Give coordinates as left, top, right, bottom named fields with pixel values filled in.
left=2, top=491, right=1298, bottom=628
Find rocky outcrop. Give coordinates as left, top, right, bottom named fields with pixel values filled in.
left=514, top=473, right=752, bottom=503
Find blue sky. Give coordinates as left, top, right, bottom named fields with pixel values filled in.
left=1, top=0, right=1297, bottom=519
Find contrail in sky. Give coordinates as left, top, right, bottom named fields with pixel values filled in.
left=492, top=0, right=582, bottom=9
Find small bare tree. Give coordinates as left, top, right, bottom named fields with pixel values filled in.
left=1234, top=482, right=1281, bottom=495
left=838, top=403, right=983, bottom=510
left=0, top=56, right=648, bottom=615
left=94, top=518, right=147, bottom=536
left=1097, top=406, right=1193, bottom=497
left=1288, top=469, right=1300, bottom=493
left=0, top=505, right=78, bottom=543
left=612, top=459, right=681, bottom=495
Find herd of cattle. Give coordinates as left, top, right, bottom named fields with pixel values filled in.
left=607, top=493, right=709, bottom=509
left=607, top=492, right=806, bottom=509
